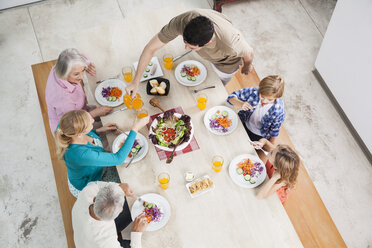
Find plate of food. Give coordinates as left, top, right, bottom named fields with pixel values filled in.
left=95, top=79, right=126, bottom=107
left=112, top=132, right=149, bottom=164
left=149, top=111, right=194, bottom=152
left=203, top=106, right=238, bottom=135
left=228, top=154, right=266, bottom=188
left=131, top=193, right=171, bottom=231
left=133, top=57, right=164, bottom=82
left=174, top=60, right=207, bottom=86
left=186, top=175, right=215, bottom=198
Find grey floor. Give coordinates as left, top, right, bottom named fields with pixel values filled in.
left=0, top=0, right=371, bottom=247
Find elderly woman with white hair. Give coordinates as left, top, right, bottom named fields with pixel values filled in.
left=45, top=48, right=112, bottom=133
left=72, top=181, right=148, bottom=248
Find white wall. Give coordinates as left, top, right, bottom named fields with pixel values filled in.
left=0, top=0, right=42, bottom=10
left=315, top=0, right=372, bottom=152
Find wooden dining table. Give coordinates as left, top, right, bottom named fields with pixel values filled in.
left=73, top=4, right=302, bottom=248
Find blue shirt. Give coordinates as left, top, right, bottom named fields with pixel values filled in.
left=227, top=87, right=285, bottom=139
left=64, top=130, right=136, bottom=190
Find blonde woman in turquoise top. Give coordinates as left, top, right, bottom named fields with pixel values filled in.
left=54, top=110, right=149, bottom=197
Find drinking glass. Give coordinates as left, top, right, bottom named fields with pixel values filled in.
left=212, top=155, right=224, bottom=172
left=196, top=93, right=208, bottom=110
left=137, top=109, right=148, bottom=118
left=163, top=54, right=173, bottom=70
left=158, top=172, right=170, bottom=189
left=122, top=66, right=133, bottom=83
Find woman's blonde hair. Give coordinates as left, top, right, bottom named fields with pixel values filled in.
left=54, top=110, right=91, bottom=160
left=274, top=144, right=300, bottom=188
left=258, top=75, right=285, bottom=98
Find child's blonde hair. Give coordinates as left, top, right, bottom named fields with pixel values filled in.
left=54, top=110, right=91, bottom=160
left=274, top=144, right=300, bottom=188
left=258, top=75, right=285, bottom=98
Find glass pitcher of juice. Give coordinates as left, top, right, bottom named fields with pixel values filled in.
left=123, top=93, right=141, bottom=109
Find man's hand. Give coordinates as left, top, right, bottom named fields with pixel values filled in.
left=119, top=183, right=135, bottom=198
left=132, top=213, right=148, bottom=232
left=96, top=123, right=119, bottom=133
left=125, top=82, right=139, bottom=98
left=86, top=62, right=96, bottom=77
left=241, top=62, right=253, bottom=75
left=251, top=141, right=264, bottom=150
left=241, top=102, right=253, bottom=111
left=89, top=106, right=112, bottom=118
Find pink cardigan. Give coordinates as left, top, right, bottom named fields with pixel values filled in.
left=45, top=65, right=89, bottom=133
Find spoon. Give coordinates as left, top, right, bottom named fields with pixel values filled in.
left=193, top=85, right=215, bottom=94
left=166, top=137, right=185, bottom=164
left=149, top=97, right=166, bottom=113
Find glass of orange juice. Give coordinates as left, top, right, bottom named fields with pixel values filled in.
left=163, top=54, right=173, bottom=70
left=158, top=172, right=170, bottom=189
left=212, top=155, right=224, bottom=172
left=137, top=109, right=148, bottom=118
left=196, top=93, right=207, bottom=110
left=123, top=93, right=141, bottom=109
left=122, top=66, right=133, bottom=83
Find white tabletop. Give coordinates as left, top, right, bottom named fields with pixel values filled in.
left=74, top=4, right=302, bottom=248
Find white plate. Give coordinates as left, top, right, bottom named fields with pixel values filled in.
left=228, top=154, right=266, bottom=188
left=133, top=57, right=164, bottom=82
left=131, top=193, right=171, bottom=231
left=112, top=132, right=149, bottom=164
left=174, top=60, right=207, bottom=86
left=95, top=79, right=126, bottom=107
left=149, top=112, right=194, bottom=152
left=185, top=175, right=215, bottom=198
left=203, top=106, right=239, bottom=135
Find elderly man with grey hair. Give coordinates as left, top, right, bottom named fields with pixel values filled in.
left=72, top=181, right=147, bottom=248
left=45, top=48, right=112, bottom=133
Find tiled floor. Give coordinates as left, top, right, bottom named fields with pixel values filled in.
left=0, top=0, right=371, bottom=247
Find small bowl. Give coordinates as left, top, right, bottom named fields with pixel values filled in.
left=146, top=77, right=170, bottom=96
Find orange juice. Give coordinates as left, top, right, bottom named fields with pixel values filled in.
left=137, top=110, right=148, bottom=118
left=123, top=93, right=141, bottom=109
left=212, top=155, right=224, bottom=172
left=197, top=97, right=207, bottom=110
left=158, top=172, right=170, bottom=189
left=159, top=178, right=169, bottom=189
left=196, top=93, right=207, bottom=110
left=163, top=55, right=173, bottom=70
left=124, top=72, right=133, bottom=82
left=122, top=66, right=133, bottom=83
left=132, top=98, right=143, bottom=110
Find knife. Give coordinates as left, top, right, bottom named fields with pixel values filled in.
left=108, top=106, right=128, bottom=115
left=125, top=146, right=142, bottom=168
left=173, top=50, right=192, bottom=62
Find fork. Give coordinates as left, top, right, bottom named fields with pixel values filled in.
left=192, top=86, right=215, bottom=93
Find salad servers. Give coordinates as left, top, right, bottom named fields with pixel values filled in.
left=166, top=137, right=185, bottom=164
left=149, top=97, right=166, bottom=113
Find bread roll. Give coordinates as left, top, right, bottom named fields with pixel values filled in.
left=149, top=79, right=159, bottom=87
left=150, top=87, right=157, bottom=94
left=159, top=81, right=167, bottom=89
left=156, top=86, right=165, bottom=95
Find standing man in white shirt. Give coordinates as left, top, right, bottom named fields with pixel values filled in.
left=72, top=181, right=147, bottom=248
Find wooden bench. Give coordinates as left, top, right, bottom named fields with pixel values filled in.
left=226, top=70, right=347, bottom=248
left=32, top=60, right=76, bottom=248
left=32, top=59, right=346, bottom=248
